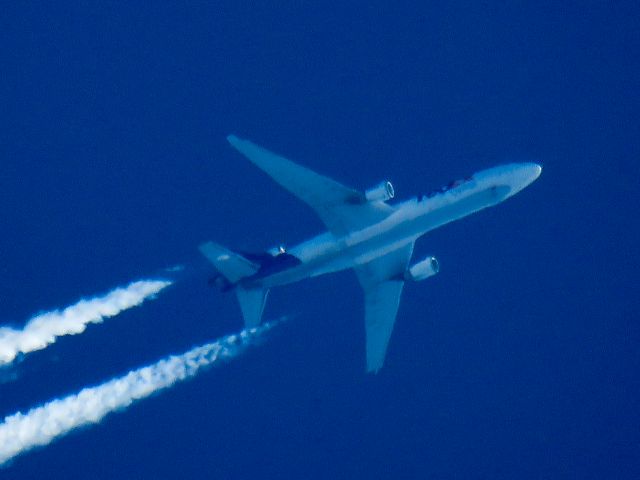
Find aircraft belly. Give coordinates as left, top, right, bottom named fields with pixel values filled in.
left=250, top=186, right=511, bottom=290
left=255, top=234, right=411, bottom=289
left=416, top=185, right=511, bottom=233
left=341, top=186, right=512, bottom=267
left=252, top=253, right=354, bottom=288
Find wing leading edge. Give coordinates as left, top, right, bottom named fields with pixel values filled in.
left=226, top=135, right=394, bottom=236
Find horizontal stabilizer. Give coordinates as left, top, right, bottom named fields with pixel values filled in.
left=199, top=241, right=258, bottom=283
left=236, top=287, right=269, bottom=328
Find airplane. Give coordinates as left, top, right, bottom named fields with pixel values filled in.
left=200, top=135, right=542, bottom=373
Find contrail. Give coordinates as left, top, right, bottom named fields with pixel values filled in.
left=0, top=322, right=276, bottom=466
left=0, top=280, right=171, bottom=366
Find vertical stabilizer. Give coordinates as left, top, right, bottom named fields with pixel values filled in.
left=236, top=287, right=269, bottom=328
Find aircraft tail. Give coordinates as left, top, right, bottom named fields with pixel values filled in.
left=199, top=241, right=269, bottom=327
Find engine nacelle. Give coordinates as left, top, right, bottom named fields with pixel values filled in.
left=365, top=181, right=394, bottom=202
left=404, top=256, right=440, bottom=281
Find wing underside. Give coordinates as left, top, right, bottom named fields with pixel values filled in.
left=354, top=242, right=414, bottom=373
left=226, top=135, right=394, bottom=235
left=362, top=280, right=405, bottom=373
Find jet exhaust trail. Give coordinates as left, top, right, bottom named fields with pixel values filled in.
left=0, top=322, right=276, bottom=466
left=0, top=280, right=171, bottom=366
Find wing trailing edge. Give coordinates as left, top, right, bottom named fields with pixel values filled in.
left=226, top=135, right=395, bottom=236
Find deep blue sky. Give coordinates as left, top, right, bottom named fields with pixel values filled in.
left=1, top=2, right=638, bottom=478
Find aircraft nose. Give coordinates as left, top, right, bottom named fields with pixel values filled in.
left=510, top=163, right=542, bottom=196
left=520, top=163, right=542, bottom=185
left=472, top=162, right=542, bottom=200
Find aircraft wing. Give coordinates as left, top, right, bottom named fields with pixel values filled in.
left=227, top=135, right=394, bottom=236
left=354, top=242, right=414, bottom=373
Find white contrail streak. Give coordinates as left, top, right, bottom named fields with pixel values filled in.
left=0, top=322, right=276, bottom=466
left=0, top=280, right=171, bottom=366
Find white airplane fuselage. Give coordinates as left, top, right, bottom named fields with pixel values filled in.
left=243, top=162, right=541, bottom=290
left=199, top=135, right=542, bottom=371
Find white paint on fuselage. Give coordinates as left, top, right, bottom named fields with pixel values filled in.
left=244, top=163, right=541, bottom=289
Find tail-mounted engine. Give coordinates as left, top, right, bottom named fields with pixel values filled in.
left=404, top=256, right=440, bottom=281
left=365, top=181, right=395, bottom=202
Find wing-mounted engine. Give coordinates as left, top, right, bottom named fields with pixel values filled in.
left=404, top=256, right=439, bottom=281
left=365, top=181, right=395, bottom=202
